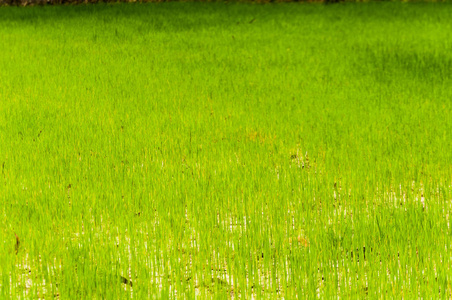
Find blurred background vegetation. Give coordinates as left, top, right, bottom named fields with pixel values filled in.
left=0, top=0, right=449, bottom=8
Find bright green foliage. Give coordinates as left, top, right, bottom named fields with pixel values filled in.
left=1, top=2, right=452, bottom=298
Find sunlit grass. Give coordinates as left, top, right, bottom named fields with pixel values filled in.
left=1, top=2, right=452, bottom=298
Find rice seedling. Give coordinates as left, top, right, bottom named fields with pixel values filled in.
left=1, top=1, right=452, bottom=298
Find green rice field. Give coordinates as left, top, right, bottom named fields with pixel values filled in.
left=1, top=2, right=452, bottom=298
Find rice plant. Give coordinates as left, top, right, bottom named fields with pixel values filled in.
left=1, top=2, right=451, bottom=298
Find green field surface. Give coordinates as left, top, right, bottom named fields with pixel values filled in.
left=1, top=2, right=452, bottom=298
